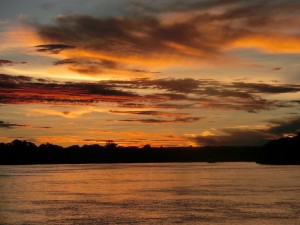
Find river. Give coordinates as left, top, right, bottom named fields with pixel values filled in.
left=0, top=163, right=299, bottom=224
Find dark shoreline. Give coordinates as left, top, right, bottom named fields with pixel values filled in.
left=0, top=145, right=261, bottom=165
left=1, top=133, right=299, bottom=165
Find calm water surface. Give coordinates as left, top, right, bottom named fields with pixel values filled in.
left=0, top=163, right=299, bottom=224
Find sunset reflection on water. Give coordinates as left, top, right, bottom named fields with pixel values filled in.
left=1, top=163, right=299, bottom=224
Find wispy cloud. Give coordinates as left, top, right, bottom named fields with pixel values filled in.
left=35, top=44, right=75, bottom=54
left=0, top=60, right=14, bottom=66
left=109, top=110, right=190, bottom=117
left=1, top=74, right=299, bottom=113
left=231, top=82, right=300, bottom=94
left=113, top=117, right=204, bottom=124
left=0, top=59, right=26, bottom=67
left=53, top=58, right=153, bottom=76
left=0, top=74, right=137, bottom=105
left=0, top=120, right=29, bottom=129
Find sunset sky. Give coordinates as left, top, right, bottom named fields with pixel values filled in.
left=0, top=0, right=300, bottom=147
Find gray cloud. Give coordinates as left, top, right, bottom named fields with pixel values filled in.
left=114, top=116, right=204, bottom=124
left=192, top=116, right=300, bottom=146
left=268, top=117, right=300, bottom=135
left=35, top=44, right=75, bottom=54
left=0, top=60, right=14, bottom=66
left=192, top=129, right=271, bottom=146
left=232, top=82, right=300, bottom=94
left=35, top=0, right=298, bottom=60
left=109, top=110, right=190, bottom=117
left=53, top=58, right=154, bottom=76
left=1, top=74, right=298, bottom=112
left=0, top=60, right=26, bottom=67
left=0, top=74, right=137, bottom=104
left=0, top=121, right=29, bottom=129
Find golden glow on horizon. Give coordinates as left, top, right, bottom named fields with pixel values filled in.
left=28, top=134, right=188, bottom=147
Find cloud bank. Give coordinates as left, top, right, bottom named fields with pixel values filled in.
left=1, top=74, right=299, bottom=113
left=191, top=117, right=300, bottom=146
left=20, top=0, right=297, bottom=77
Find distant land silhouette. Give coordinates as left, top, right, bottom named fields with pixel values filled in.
left=258, top=133, right=300, bottom=165
left=0, top=134, right=299, bottom=165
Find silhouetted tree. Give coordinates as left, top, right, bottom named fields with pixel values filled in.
left=142, top=144, right=151, bottom=151
left=10, top=139, right=37, bottom=150
left=105, top=140, right=117, bottom=150
left=66, top=145, right=81, bottom=151
left=39, top=142, right=63, bottom=151
left=3, top=137, right=296, bottom=165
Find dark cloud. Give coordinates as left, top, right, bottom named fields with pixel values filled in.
left=0, top=60, right=26, bottom=67
left=192, top=129, right=271, bottom=146
left=152, top=93, right=190, bottom=101
left=114, top=116, right=203, bottom=124
left=192, top=116, right=300, bottom=146
left=54, top=58, right=120, bottom=75
left=232, top=82, right=300, bottom=94
left=118, top=103, right=148, bottom=108
left=33, top=13, right=232, bottom=61
left=37, top=126, right=52, bottom=129
left=53, top=58, right=78, bottom=65
left=201, top=87, right=253, bottom=99
left=0, top=74, right=33, bottom=88
left=113, top=78, right=294, bottom=112
left=113, top=78, right=300, bottom=97
left=0, top=73, right=32, bottom=83
left=53, top=58, right=153, bottom=76
left=199, top=98, right=274, bottom=113
left=54, top=58, right=117, bottom=68
left=152, top=103, right=195, bottom=109
left=109, top=110, right=189, bottom=117
left=37, top=15, right=163, bottom=56
left=129, top=69, right=161, bottom=74
left=0, top=60, right=14, bottom=66
left=109, top=78, right=204, bottom=93
left=34, top=0, right=299, bottom=67
left=268, top=117, right=300, bottom=135
left=35, top=44, right=75, bottom=54
left=151, top=78, right=202, bottom=93
left=0, top=74, right=298, bottom=112
left=0, top=121, right=29, bottom=129
left=0, top=74, right=137, bottom=105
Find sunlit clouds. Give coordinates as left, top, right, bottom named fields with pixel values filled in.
left=31, top=0, right=300, bottom=78
left=0, top=0, right=300, bottom=146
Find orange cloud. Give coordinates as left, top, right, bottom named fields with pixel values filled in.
left=26, top=0, right=299, bottom=78
left=1, top=74, right=299, bottom=113
left=1, top=23, right=41, bottom=49
left=231, top=34, right=300, bottom=53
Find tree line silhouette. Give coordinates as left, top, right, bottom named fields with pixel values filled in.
left=0, top=134, right=299, bottom=165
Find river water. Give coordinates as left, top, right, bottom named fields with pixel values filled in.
left=0, top=163, right=299, bottom=224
